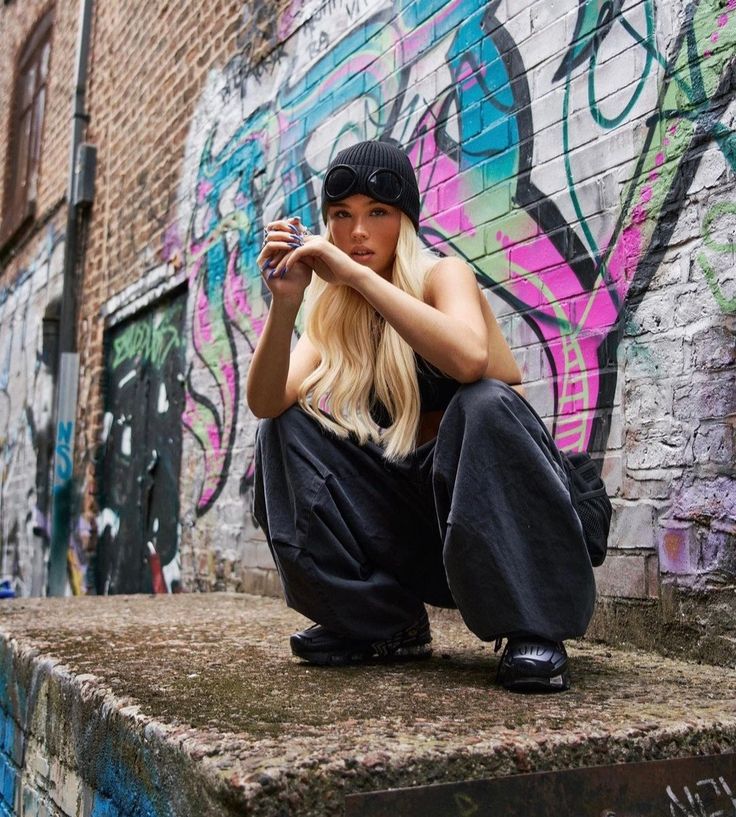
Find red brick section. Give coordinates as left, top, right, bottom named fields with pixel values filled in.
left=0, top=0, right=78, bottom=272
left=76, top=0, right=294, bottom=545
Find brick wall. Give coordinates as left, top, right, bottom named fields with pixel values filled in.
left=0, top=634, right=228, bottom=817
left=0, top=0, right=79, bottom=596
left=154, top=0, right=734, bottom=605
left=0, top=1, right=77, bottom=230
left=0, top=0, right=734, bottom=656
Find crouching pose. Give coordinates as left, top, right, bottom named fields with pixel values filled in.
left=247, top=140, right=596, bottom=693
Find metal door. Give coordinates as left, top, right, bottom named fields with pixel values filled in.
left=96, top=289, right=186, bottom=594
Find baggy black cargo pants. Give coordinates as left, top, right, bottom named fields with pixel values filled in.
left=253, top=379, right=596, bottom=643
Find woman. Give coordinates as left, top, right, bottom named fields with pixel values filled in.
left=247, top=140, right=595, bottom=693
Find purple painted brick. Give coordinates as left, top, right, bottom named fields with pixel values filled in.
left=657, top=519, right=696, bottom=574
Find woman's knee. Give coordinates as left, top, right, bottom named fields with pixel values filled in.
left=256, top=404, right=315, bottom=451
left=448, top=378, right=519, bottom=418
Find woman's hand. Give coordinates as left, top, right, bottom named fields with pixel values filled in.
left=271, top=236, right=364, bottom=288
left=256, top=217, right=313, bottom=304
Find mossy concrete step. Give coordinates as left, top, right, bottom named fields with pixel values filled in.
left=1, top=594, right=735, bottom=816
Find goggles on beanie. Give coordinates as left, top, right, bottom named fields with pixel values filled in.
left=320, top=140, right=421, bottom=230
left=323, top=165, right=405, bottom=206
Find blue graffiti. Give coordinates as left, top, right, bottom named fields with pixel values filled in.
left=55, top=421, right=74, bottom=482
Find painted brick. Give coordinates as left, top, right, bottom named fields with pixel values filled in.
left=529, top=0, right=570, bottom=32
left=657, top=518, right=697, bottom=574
left=2, top=762, right=17, bottom=810
left=609, top=501, right=656, bottom=550
left=607, top=410, right=625, bottom=450
left=692, top=422, right=735, bottom=467
left=2, top=719, right=14, bottom=759
left=595, top=552, right=659, bottom=599
left=626, top=422, right=693, bottom=470
left=22, top=783, right=40, bottom=817
left=26, top=745, right=50, bottom=783
left=601, top=452, right=624, bottom=497
left=623, top=378, right=674, bottom=418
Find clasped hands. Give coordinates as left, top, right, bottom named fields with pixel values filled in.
left=257, top=217, right=363, bottom=296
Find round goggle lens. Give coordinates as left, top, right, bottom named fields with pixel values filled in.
left=324, top=166, right=357, bottom=200
left=368, top=169, right=403, bottom=202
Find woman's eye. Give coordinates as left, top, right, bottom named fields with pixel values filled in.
left=371, top=208, right=388, bottom=216
left=332, top=210, right=350, bottom=219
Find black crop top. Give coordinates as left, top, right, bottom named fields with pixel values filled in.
left=370, top=356, right=460, bottom=428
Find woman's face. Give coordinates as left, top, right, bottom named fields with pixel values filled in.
left=326, top=194, right=402, bottom=279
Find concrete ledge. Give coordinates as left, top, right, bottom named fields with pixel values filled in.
left=1, top=594, right=736, bottom=816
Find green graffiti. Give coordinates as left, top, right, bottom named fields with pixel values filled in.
left=702, top=202, right=736, bottom=252
left=698, top=203, right=736, bottom=313
left=563, top=0, right=658, bottom=266
left=112, top=308, right=183, bottom=370
left=697, top=254, right=736, bottom=313
left=588, top=2, right=656, bottom=129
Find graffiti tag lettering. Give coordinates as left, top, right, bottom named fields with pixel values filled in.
left=111, top=309, right=183, bottom=371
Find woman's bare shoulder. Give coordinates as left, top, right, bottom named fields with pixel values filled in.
left=424, top=255, right=478, bottom=299
left=425, top=255, right=477, bottom=282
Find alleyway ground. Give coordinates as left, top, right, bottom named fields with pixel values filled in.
left=1, top=594, right=735, bottom=815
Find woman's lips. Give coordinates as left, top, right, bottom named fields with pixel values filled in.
left=351, top=249, right=374, bottom=259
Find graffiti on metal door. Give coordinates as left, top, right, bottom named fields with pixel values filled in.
left=97, top=291, right=186, bottom=593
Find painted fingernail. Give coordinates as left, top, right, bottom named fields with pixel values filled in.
left=282, top=267, right=288, bottom=278
left=267, top=270, right=275, bottom=280
left=262, top=259, right=272, bottom=270
left=288, top=224, right=300, bottom=235
left=288, top=241, right=302, bottom=248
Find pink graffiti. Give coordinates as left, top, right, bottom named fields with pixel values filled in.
left=196, top=290, right=214, bottom=343
left=400, top=0, right=464, bottom=59
left=608, top=226, right=643, bottom=299
left=197, top=180, right=214, bottom=204
left=410, top=99, right=476, bottom=236
left=498, top=228, right=618, bottom=442
left=220, top=361, right=236, bottom=399
left=206, top=422, right=221, bottom=449
left=223, top=245, right=267, bottom=343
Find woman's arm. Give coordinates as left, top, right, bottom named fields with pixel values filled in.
left=245, top=219, right=320, bottom=418
left=246, top=303, right=320, bottom=418
left=278, top=240, right=488, bottom=382
left=475, top=282, right=523, bottom=385
left=422, top=257, right=521, bottom=385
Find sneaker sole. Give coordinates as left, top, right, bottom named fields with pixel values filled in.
left=292, top=642, right=433, bottom=667
left=500, top=669, right=570, bottom=693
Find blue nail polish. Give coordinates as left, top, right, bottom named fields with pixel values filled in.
left=267, top=270, right=275, bottom=280
left=282, top=267, right=288, bottom=278
left=288, top=224, right=300, bottom=235
left=288, top=241, right=302, bottom=249
left=262, top=259, right=272, bottom=270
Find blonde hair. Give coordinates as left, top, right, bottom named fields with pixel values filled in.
left=297, top=214, right=435, bottom=460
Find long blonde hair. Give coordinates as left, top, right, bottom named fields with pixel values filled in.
left=297, top=215, right=435, bottom=460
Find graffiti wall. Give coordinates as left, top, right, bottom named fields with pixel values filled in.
left=0, top=225, right=65, bottom=597
left=170, top=0, right=734, bottom=594
left=96, top=291, right=187, bottom=595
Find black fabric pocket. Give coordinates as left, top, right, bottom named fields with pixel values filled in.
left=562, top=451, right=612, bottom=567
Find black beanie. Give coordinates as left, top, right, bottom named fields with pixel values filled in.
left=321, top=140, right=421, bottom=231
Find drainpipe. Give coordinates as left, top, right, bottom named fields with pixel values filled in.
left=47, top=0, right=95, bottom=596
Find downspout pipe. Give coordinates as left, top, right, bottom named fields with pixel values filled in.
left=47, top=0, right=95, bottom=596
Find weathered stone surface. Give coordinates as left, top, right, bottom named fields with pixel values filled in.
left=1, top=594, right=736, bottom=816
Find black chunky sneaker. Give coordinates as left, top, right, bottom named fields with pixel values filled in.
left=496, top=637, right=570, bottom=693
left=290, top=615, right=432, bottom=666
